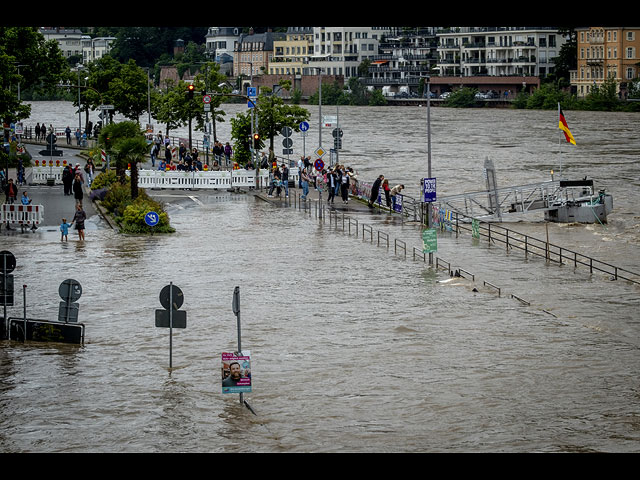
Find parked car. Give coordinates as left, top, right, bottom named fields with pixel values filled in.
left=439, top=91, right=451, bottom=99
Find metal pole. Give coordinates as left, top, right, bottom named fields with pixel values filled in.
left=427, top=76, right=433, bottom=264
left=233, top=286, right=243, bottom=405
left=169, top=281, right=173, bottom=369
left=23, top=284, right=26, bottom=342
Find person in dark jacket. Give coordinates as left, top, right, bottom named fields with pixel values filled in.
left=73, top=174, right=84, bottom=206
left=368, top=175, right=384, bottom=207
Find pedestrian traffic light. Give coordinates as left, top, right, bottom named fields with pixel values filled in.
left=253, top=133, right=260, bottom=148
left=187, top=84, right=195, bottom=99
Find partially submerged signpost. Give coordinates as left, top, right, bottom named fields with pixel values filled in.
left=155, top=282, right=186, bottom=369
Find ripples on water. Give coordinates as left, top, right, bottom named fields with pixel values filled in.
left=1, top=192, right=639, bottom=452
left=2, top=102, right=637, bottom=452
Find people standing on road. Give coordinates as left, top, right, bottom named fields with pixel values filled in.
left=65, top=126, right=72, bottom=144
left=340, top=168, right=351, bottom=204
left=300, top=168, right=310, bottom=200
left=60, top=218, right=72, bottom=242
left=224, top=142, right=232, bottom=166
left=326, top=168, right=336, bottom=204
left=4, top=178, right=17, bottom=204
left=72, top=204, right=86, bottom=241
left=3, top=178, right=18, bottom=230
left=75, top=128, right=81, bottom=146
left=390, top=184, right=404, bottom=203
left=35, top=123, right=41, bottom=141
left=281, top=163, right=290, bottom=198
left=84, top=159, right=95, bottom=187
left=150, top=143, right=159, bottom=168
left=21, top=191, right=37, bottom=230
left=73, top=174, right=84, bottom=206
left=62, top=165, right=74, bottom=196
left=268, top=167, right=282, bottom=198
left=164, top=145, right=172, bottom=164
left=382, top=179, right=391, bottom=207
left=369, top=175, right=384, bottom=207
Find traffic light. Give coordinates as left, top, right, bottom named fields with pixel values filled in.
left=187, top=84, right=195, bottom=99
left=253, top=133, right=260, bottom=149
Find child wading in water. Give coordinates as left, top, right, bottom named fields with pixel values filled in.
left=60, top=218, right=73, bottom=242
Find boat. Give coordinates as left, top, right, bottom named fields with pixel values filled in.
left=544, top=179, right=613, bottom=224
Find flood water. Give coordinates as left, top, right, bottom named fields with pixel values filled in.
left=1, top=102, right=639, bottom=452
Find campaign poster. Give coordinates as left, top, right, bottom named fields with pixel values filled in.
left=221, top=351, right=252, bottom=394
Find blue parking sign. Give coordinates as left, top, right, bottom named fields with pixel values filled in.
left=422, top=177, right=436, bottom=202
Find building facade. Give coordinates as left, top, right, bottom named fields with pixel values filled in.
left=233, top=29, right=285, bottom=79
left=571, top=26, right=640, bottom=98
left=268, top=27, right=314, bottom=76
left=436, top=27, right=567, bottom=78
left=307, top=27, right=393, bottom=77
left=205, top=27, right=242, bottom=75
left=365, top=27, right=438, bottom=93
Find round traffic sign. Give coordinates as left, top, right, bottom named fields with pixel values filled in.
left=299, top=121, right=309, bottom=132
left=160, top=284, right=184, bottom=310
left=59, top=279, right=82, bottom=302
left=144, top=211, right=160, bottom=227
left=282, top=138, right=293, bottom=148
left=314, top=159, right=324, bottom=171
left=203, top=94, right=211, bottom=104
left=0, top=250, right=16, bottom=274
left=281, top=126, right=292, bottom=137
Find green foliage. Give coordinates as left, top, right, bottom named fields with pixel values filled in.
left=444, top=87, right=479, bottom=108
left=99, top=179, right=174, bottom=234
left=90, top=170, right=118, bottom=190
left=121, top=197, right=174, bottom=234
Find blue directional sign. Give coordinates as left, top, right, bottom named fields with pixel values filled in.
left=299, top=121, right=309, bottom=132
left=247, top=87, right=257, bottom=108
left=145, top=211, right=160, bottom=227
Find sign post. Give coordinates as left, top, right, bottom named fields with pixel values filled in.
left=156, top=283, right=186, bottom=369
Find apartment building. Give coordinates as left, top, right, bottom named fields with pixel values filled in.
left=40, top=28, right=86, bottom=60
left=436, top=27, right=567, bottom=77
left=205, top=27, right=241, bottom=75
left=81, top=37, right=116, bottom=64
left=233, top=29, right=285, bottom=78
left=571, top=26, right=640, bottom=98
left=268, top=27, right=314, bottom=76
left=365, top=27, right=438, bottom=90
left=307, top=27, right=393, bottom=78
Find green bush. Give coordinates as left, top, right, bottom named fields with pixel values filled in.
left=90, top=170, right=119, bottom=190
left=121, top=197, right=174, bottom=234
left=99, top=180, right=174, bottom=234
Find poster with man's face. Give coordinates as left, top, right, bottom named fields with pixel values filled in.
left=221, top=351, right=251, bottom=394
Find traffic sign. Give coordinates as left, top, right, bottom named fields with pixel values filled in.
left=299, top=121, right=309, bottom=132
left=160, top=284, right=184, bottom=310
left=314, top=159, right=324, bottom=171
left=281, top=126, right=292, bottom=137
left=155, top=309, right=187, bottom=328
left=203, top=94, right=211, bottom=104
left=314, top=147, right=326, bottom=157
left=59, top=279, right=82, bottom=303
left=282, top=138, right=293, bottom=148
left=0, top=250, right=16, bottom=274
left=145, top=211, right=160, bottom=227
left=332, top=128, right=343, bottom=138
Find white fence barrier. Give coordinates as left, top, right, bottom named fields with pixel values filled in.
left=1, top=204, right=44, bottom=227
left=31, top=166, right=65, bottom=185
left=128, top=168, right=301, bottom=190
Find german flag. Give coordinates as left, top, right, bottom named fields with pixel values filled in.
left=558, top=104, right=576, bottom=145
